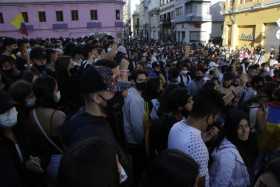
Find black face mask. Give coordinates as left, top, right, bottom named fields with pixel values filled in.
left=233, top=83, right=239, bottom=87
left=136, top=82, right=147, bottom=92
left=35, top=64, right=46, bottom=72
left=98, top=94, right=116, bottom=116
left=195, top=76, right=203, bottom=81
left=106, top=92, right=124, bottom=113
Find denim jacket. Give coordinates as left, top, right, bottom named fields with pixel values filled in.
left=210, top=138, right=250, bottom=187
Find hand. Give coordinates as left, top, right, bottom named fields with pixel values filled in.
left=202, top=126, right=220, bottom=142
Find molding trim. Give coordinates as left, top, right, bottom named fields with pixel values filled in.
left=224, top=1, right=280, bottom=15
left=0, top=0, right=125, bottom=6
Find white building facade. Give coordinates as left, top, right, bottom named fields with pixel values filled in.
left=210, top=1, right=225, bottom=42
left=148, top=0, right=160, bottom=40
left=174, top=0, right=212, bottom=43
left=160, top=0, right=176, bottom=42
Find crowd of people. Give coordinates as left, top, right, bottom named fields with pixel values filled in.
left=0, top=35, right=280, bottom=187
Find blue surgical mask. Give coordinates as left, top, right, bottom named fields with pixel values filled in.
left=25, top=97, right=36, bottom=108
left=0, top=107, right=18, bottom=128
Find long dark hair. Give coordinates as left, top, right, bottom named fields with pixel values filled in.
left=55, top=56, right=71, bottom=92
left=224, top=109, right=249, bottom=144
left=33, top=75, right=57, bottom=108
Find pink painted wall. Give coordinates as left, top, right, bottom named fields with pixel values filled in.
left=0, top=0, right=124, bottom=38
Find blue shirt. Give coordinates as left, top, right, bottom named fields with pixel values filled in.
left=209, top=138, right=250, bottom=187
left=122, top=87, right=145, bottom=144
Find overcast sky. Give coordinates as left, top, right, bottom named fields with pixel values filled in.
left=130, top=0, right=223, bottom=16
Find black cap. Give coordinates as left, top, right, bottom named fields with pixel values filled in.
left=95, top=59, right=119, bottom=69
left=223, top=73, right=235, bottom=81
left=80, top=65, right=114, bottom=94
left=30, top=47, right=47, bottom=60
left=3, top=37, right=17, bottom=47
left=0, top=91, right=15, bottom=114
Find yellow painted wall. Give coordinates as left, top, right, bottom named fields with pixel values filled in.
left=223, top=0, right=280, bottom=49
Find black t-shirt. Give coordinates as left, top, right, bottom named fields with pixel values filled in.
left=61, top=112, right=132, bottom=186
left=0, top=137, right=23, bottom=187
left=61, top=112, right=117, bottom=148
left=149, top=114, right=178, bottom=157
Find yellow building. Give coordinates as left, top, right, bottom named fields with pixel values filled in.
left=223, top=0, right=280, bottom=52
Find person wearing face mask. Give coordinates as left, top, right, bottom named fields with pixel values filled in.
left=1, top=37, right=18, bottom=59
left=25, top=47, right=55, bottom=79
left=16, top=39, right=30, bottom=71
left=122, top=70, right=148, bottom=178
left=148, top=87, right=193, bottom=158
left=0, top=55, right=21, bottom=89
left=101, top=35, right=118, bottom=62
left=8, top=80, right=36, bottom=146
left=61, top=65, right=131, bottom=185
left=177, top=62, right=192, bottom=89
left=23, top=76, right=65, bottom=180
left=168, top=89, right=225, bottom=187
left=55, top=56, right=83, bottom=115
left=61, top=65, right=117, bottom=146
left=0, top=90, right=23, bottom=187
left=188, top=69, right=206, bottom=96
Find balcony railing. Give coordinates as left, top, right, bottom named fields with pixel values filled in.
left=87, top=22, right=102, bottom=28
left=175, top=15, right=212, bottom=23
left=115, top=21, right=124, bottom=27
left=53, top=23, right=68, bottom=30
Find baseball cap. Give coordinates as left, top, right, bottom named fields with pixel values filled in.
left=30, top=47, right=47, bottom=60
left=80, top=65, right=115, bottom=94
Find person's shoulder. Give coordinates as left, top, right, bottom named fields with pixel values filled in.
left=169, top=120, right=190, bottom=137
left=170, top=120, right=185, bottom=130
left=53, top=110, right=66, bottom=127
left=62, top=112, right=87, bottom=128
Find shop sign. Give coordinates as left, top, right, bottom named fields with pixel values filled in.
left=240, top=33, right=255, bottom=41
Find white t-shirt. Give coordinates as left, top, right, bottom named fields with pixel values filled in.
left=168, top=120, right=209, bottom=187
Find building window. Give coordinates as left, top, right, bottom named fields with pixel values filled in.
left=190, top=31, right=202, bottom=42
left=56, top=11, right=64, bottom=22
left=22, top=12, right=29, bottom=23
left=38, top=11, right=46, bottom=22
left=0, top=12, right=3, bottom=23
left=185, top=4, right=192, bottom=14
left=175, top=7, right=183, bottom=16
left=90, top=10, right=98, bottom=20
left=71, top=10, right=79, bottom=21
left=116, top=9, right=120, bottom=20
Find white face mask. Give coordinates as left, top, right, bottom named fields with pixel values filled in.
left=264, top=67, right=270, bottom=72
left=107, top=47, right=112, bottom=53
left=0, top=107, right=18, bottom=128
left=54, top=91, right=61, bottom=103
left=25, top=97, right=36, bottom=107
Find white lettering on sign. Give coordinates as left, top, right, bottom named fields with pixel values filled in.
left=240, top=33, right=255, bottom=41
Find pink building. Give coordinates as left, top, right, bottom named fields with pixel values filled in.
left=0, top=0, right=125, bottom=38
